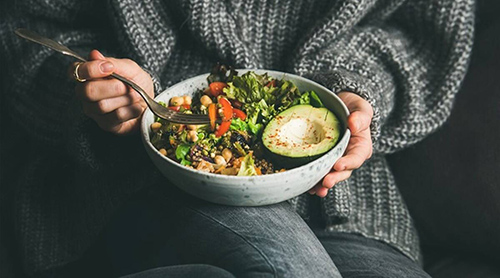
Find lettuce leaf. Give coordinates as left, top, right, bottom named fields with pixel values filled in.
left=223, top=72, right=277, bottom=104
left=237, top=153, right=258, bottom=176
left=230, top=118, right=249, bottom=132
left=309, top=91, right=324, bottom=108
left=175, top=144, right=192, bottom=165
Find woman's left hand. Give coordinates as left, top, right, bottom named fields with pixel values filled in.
left=310, top=92, right=374, bottom=197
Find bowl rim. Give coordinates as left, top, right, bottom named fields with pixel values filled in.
left=141, top=69, right=350, bottom=181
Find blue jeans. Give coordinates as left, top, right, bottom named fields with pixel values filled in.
left=106, top=186, right=430, bottom=278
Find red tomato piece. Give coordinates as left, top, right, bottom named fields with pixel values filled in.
left=232, top=108, right=246, bottom=120
left=209, top=82, right=227, bottom=97
left=215, top=121, right=231, bottom=137
left=168, top=106, right=180, bottom=112
left=218, top=97, right=233, bottom=121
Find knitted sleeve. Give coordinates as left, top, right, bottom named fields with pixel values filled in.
left=298, top=0, right=475, bottom=154
left=0, top=2, right=166, bottom=274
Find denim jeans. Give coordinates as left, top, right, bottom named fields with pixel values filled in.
left=106, top=186, right=430, bottom=278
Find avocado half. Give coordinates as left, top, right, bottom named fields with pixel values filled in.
left=262, top=104, right=341, bottom=168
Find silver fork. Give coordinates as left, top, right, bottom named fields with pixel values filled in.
left=14, top=28, right=210, bottom=125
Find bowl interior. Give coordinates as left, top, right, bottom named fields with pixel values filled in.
left=141, top=69, right=350, bottom=182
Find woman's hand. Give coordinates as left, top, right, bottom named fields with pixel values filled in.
left=72, top=50, right=154, bottom=135
left=310, top=92, right=373, bottom=197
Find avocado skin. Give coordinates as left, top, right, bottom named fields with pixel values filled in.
left=262, top=146, right=320, bottom=169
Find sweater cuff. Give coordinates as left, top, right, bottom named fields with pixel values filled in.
left=307, top=70, right=382, bottom=144
left=142, top=67, right=163, bottom=96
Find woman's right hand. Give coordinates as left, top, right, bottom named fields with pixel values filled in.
left=72, top=50, right=154, bottom=135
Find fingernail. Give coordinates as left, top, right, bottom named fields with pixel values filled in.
left=308, top=189, right=316, bottom=195
left=100, top=62, right=114, bottom=73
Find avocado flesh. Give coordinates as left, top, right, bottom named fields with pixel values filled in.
left=262, top=104, right=341, bottom=167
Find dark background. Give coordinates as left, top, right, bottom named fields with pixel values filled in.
left=1, top=0, right=500, bottom=277
left=387, top=0, right=500, bottom=276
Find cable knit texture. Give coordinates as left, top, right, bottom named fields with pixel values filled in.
left=0, top=0, right=474, bottom=275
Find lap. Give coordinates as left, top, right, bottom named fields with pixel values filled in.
left=106, top=186, right=339, bottom=278
left=106, top=186, right=428, bottom=278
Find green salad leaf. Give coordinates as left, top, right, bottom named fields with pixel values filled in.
left=248, top=122, right=263, bottom=135
left=175, top=144, right=191, bottom=160
left=230, top=118, right=249, bottom=132
left=309, top=91, right=324, bottom=108
left=224, top=72, right=277, bottom=104
left=237, top=153, right=258, bottom=176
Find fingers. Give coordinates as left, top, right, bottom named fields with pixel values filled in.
left=314, top=186, right=329, bottom=198
left=348, top=110, right=372, bottom=134
left=334, top=128, right=372, bottom=171
left=76, top=59, right=115, bottom=80
left=322, top=170, right=352, bottom=189
left=83, top=94, right=143, bottom=116
left=93, top=103, right=145, bottom=132
left=338, top=92, right=373, bottom=118
left=73, top=50, right=141, bottom=81
left=308, top=169, right=352, bottom=198
left=76, top=78, right=129, bottom=102
left=89, top=49, right=105, bottom=60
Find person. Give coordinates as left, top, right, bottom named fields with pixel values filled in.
left=0, top=0, right=475, bottom=277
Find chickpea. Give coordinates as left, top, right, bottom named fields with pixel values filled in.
left=196, top=160, right=215, bottom=173
left=150, top=122, right=162, bottom=132
left=222, top=148, right=232, bottom=162
left=187, top=130, right=198, bottom=142
left=200, top=95, right=213, bottom=107
left=159, top=148, right=167, bottom=156
left=170, top=96, right=184, bottom=106
left=187, top=124, right=198, bottom=130
left=183, top=95, right=192, bottom=105
left=214, top=155, right=227, bottom=167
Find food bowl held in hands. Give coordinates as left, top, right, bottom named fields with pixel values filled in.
left=141, top=69, right=350, bottom=206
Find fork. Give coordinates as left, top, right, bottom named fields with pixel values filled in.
left=14, top=28, right=211, bottom=125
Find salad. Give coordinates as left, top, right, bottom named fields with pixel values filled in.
left=150, top=64, right=340, bottom=176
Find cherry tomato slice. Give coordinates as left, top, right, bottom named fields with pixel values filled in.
left=218, top=97, right=233, bottom=121
left=215, top=121, right=231, bottom=137
left=208, top=103, right=217, bottom=131
left=209, top=82, right=227, bottom=97
left=232, top=108, right=246, bottom=120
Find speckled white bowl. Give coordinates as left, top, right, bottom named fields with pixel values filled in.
left=141, top=70, right=350, bottom=206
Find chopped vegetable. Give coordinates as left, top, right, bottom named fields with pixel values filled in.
left=232, top=108, right=246, bottom=120
left=175, top=144, right=192, bottom=165
left=215, top=121, right=231, bottom=137
left=230, top=118, right=249, bottom=132
left=208, top=103, right=217, bottom=131
left=218, top=97, right=233, bottom=121
left=209, top=82, right=227, bottom=97
left=150, top=66, right=334, bottom=176
left=237, top=153, right=258, bottom=176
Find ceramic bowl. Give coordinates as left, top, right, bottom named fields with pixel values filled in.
left=141, top=70, right=350, bottom=206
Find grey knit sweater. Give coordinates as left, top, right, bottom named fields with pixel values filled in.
left=0, top=0, right=475, bottom=275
